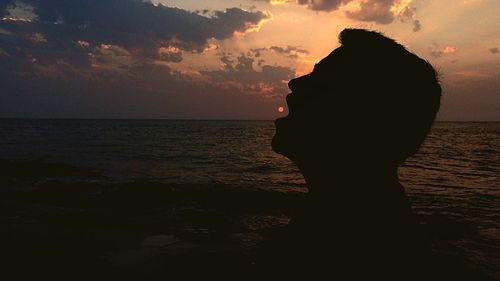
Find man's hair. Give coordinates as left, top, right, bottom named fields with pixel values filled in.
left=336, top=29, right=441, bottom=163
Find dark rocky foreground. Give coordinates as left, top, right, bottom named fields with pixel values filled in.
left=0, top=160, right=297, bottom=279
left=0, top=159, right=495, bottom=280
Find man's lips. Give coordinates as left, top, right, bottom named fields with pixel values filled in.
left=272, top=115, right=295, bottom=156
left=274, top=116, right=287, bottom=128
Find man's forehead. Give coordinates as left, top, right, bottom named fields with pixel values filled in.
left=315, top=46, right=345, bottom=69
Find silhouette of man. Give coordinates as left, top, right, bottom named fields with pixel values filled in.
left=267, top=29, right=442, bottom=279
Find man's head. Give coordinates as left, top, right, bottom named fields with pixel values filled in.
left=272, top=29, right=441, bottom=170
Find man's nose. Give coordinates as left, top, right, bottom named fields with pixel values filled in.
left=288, top=73, right=312, bottom=92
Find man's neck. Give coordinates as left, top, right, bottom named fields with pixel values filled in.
left=300, top=163, right=400, bottom=197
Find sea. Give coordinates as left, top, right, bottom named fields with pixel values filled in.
left=0, top=120, right=498, bottom=278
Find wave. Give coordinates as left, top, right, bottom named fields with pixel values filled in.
left=224, top=164, right=278, bottom=174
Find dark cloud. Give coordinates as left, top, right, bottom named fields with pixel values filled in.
left=256, top=0, right=344, bottom=12
left=0, top=0, right=289, bottom=119
left=158, top=46, right=183, bottom=63
left=490, top=48, right=499, bottom=54
left=202, top=53, right=295, bottom=98
left=0, top=19, right=92, bottom=69
left=2, top=1, right=38, bottom=21
left=0, top=54, right=293, bottom=119
left=397, top=5, right=421, bottom=32
left=269, top=45, right=308, bottom=58
left=412, top=20, right=421, bottom=32
left=258, top=0, right=421, bottom=28
left=429, top=44, right=457, bottom=59
left=0, top=0, right=270, bottom=65
left=345, top=0, right=394, bottom=24
left=298, top=0, right=343, bottom=12
left=429, top=50, right=441, bottom=58
left=250, top=45, right=309, bottom=59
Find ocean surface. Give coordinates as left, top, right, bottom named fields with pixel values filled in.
left=0, top=120, right=498, bottom=278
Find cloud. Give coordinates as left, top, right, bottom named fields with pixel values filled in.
left=451, top=70, right=494, bottom=80
left=3, top=1, right=38, bottom=22
left=0, top=1, right=293, bottom=119
left=429, top=44, right=458, bottom=58
left=490, top=48, right=499, bottom=54
left=412, top=20, right=421, bottom=32
left=257, top=0, right=347, bottom=12
left=251, top=45, right=309, bottom=59
left=345, top=0, right=395, bottom=24
left=257, top=0, right=422, bottom=29
left=28, top=32, right=46, bottom=43
left=0, top=52, right=293, bottom=119
left=202, top=53, right=295, bottom=98
left=0, top=0, right=289, bottom=119
left=158, top=46, right=183, bottom=63
left=298, top=0, right=344, bottom=11
left=0, top=0, right=271, bottom=66
left=269, top=45, right=309, bottom=58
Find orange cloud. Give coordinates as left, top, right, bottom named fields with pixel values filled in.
left=158, top=46, right=183, bottom=62
left=443, top=46, right=458, bottom=54
left=234, top=11, right=273, bottom=36
left=429, top=44, right=458, bottom=58
left=77, top=40, right=90, bottom=48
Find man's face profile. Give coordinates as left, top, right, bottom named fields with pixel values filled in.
left=272, top=29, right=441, bottom=168
left=272, top=47, right=344, bottom=163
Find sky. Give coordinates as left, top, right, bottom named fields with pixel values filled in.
left=0, top=0, right=498, bottom=120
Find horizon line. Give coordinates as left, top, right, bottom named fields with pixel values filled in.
left=0, top=118, right=499, bottom=122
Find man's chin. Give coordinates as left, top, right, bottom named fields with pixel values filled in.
left=271, top=133, right=292, bottom=157
left=272, top=116, right=299, bottom=159
left=271, top=134, right=283, bottom=154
